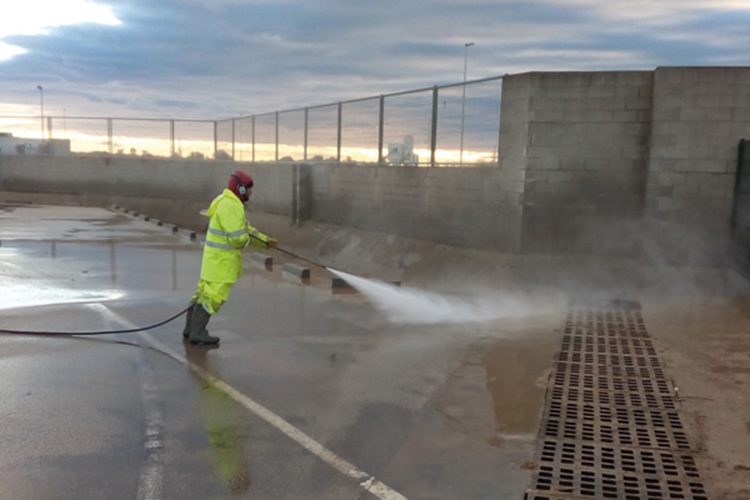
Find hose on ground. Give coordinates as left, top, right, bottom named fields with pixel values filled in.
left=0, top=305, right=191, bottom=336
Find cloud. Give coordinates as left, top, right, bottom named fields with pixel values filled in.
left=0, top=41, right=27, bottom=61
left=0, top=0, right=748, bottom=120
left=0, top=0, right=120, bottom=61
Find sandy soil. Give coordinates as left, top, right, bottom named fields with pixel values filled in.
left=645, top=296, right=750, bottom=499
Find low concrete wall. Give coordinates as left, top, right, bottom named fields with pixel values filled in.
left=0, top=156, right=293, bottom=230
left=0, top=155, right=523, bottom=251
left=305, top=163, right=523, bottom=251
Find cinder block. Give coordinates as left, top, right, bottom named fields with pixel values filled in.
left=331, top=277, right=400, bottom=294
left=282, top=263, right=310, bottom=280
left=250, top=253, right=273, bottom=268
left=331, top=278, right=357, bottom=294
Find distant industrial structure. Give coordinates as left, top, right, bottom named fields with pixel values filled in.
left=386, top=135, right=419, bottom=166
left=0, top=133, right=70, bottom=156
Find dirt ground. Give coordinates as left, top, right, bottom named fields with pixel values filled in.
left=645, top=296, right=750, bottom=499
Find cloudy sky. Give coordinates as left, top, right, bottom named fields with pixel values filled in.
left=1, top=0, right=750, bottom=120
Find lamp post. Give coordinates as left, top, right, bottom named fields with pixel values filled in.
left=36, top=85, right=44, bottom=139
left=459, top=42, right=474, bottom=165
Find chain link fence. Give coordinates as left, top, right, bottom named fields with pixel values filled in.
left=0, top=75, right=502, bottom=167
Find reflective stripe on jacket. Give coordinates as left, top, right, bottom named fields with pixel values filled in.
left=200, top=188, right=270, bottom=283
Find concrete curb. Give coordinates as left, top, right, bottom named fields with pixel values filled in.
left=282, top=263, right=310, bottom=280
left=113, top=204, right=188, bottom=235
left=250, top=253, right=273, bottom=268
left=331, top=277, right=401, bottom=292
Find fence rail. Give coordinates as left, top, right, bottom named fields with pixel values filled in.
left=0, top=75, right=503, bottom=167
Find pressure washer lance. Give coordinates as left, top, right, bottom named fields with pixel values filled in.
left=249, top=232, right=331, bottom=271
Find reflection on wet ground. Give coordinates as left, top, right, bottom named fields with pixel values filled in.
left=184, top=345, right=253, bottom=495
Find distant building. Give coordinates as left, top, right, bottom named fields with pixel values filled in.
left=386, top=135, right=419, bottom=166
left=0, top=133, right=71, bottom=156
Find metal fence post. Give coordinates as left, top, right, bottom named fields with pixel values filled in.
left=170, top=120, right=175, bottom=157
left=107, top=118, right=113, bottom=155
left=251, top=115, right=256, bottom=163
left=337, top=102, right=342, bottom=163
left=731, top=139, right=747, bottom=227
left=459, top=82, right=467, bottom=165
left=430, top=86, right=438, bottom=167
left=378, top=95, right=384, bottom=166
left=213, top=121, right=218, bottom=159
left=275, top=111, right=279, bottom=163
left=303, top=107, right=308, bottom=161
left=231, top=119, right=236, bottom=160
left=496, top=80, right=503, bottom=166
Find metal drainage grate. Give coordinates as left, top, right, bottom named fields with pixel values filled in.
left=560, top=333, right=658, bottom=357
left=552, top=363, right=673, bottom=398
left=548, top=384, right=678, bottom=412
left=556, top=350, right=662, bottom=370
left=542, top=417, right=690, bottom=450
left=525, top=301, right=708, bottom=500
left=552, top=358, right=668, bottom=381
left=535, top=439, right=702, bottom=479
left=526, top=462, right=708, bottom=500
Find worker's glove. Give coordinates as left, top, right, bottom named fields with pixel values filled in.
left=266, top=238, right=278, bottom=249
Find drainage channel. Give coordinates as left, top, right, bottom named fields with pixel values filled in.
left=525, top=300, right=709, bottom=500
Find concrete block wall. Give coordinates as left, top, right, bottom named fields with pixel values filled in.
left=734, top=139, right=750, bottom=228
left=646, top=67, right=750, bottom=227
left=0, top=156, right=294, bottom=229
left=306, top=163, right=523, bottom=251
left=502, top=71, right=653, bottom=253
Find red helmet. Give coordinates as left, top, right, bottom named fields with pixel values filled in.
left=228, top=170, right=254, bottom=202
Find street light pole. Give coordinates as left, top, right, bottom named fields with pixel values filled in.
left=459, top=42, right=474, bottom=165
left=36, top=85, right=44, bottom=140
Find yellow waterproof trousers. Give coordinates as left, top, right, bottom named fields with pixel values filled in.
left=191, top=279, right=233, bottom=315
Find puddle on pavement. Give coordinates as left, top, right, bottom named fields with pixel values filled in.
left=0, top=238, right=202, bottom=309
left=482, top=322, right=560, bottom=446
left=0, top=279, right=126, bottom=311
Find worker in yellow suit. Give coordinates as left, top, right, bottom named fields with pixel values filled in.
left=183, top=170, right=277, bottom=345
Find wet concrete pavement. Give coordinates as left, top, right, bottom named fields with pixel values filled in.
left=0, top=204, right=563, bottom=499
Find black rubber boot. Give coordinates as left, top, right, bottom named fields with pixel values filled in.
left=182, top=303, right=195, bottom=339
left=189, top=305, right=219, bottom=346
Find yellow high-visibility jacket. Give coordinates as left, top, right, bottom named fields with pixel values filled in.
left=200, top=189, right=270, bottom=283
